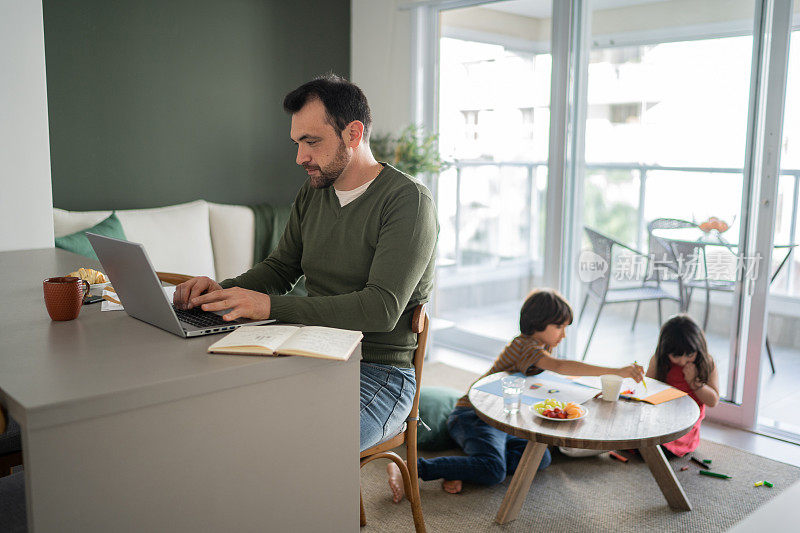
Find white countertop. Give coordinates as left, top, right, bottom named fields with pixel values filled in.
left=0, top=247, right=347, bottom=429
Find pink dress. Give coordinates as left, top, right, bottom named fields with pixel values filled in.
left=661, top=363, right=705, bottom=457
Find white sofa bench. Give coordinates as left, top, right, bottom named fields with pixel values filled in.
left=53, top=200, right=256, bottom=281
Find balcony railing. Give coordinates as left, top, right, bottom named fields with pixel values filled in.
left=436, top=159, right=800, bottom=296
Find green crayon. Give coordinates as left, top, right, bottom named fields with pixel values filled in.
left=699, top=470, right=731, bottom=479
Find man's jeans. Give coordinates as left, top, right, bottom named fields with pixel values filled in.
left=417, top=406, right=551, bottom=485
left=360, top=362, right=416, bottom=452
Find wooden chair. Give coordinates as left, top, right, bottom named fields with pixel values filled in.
left=359, top=304, right=428, bottom=533
left=0, top=407, right=27, bottom=532
left=0, top=406, right=22, bottom=477
left=156, top=272, right=193, bottom=285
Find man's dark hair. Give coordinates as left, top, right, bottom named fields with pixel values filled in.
left=519, top=288, right=573, bottom=335
left=283, top=73, right=373, bottom=140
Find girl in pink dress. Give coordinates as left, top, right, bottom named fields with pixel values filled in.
left=645, top=314, right=720, bottom=457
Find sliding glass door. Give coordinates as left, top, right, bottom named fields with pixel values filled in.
left=411, top=0, right=794, bottom=433
left=567, top=0, right=793, bottom=428
left=573, top=0, right=759, bottom=403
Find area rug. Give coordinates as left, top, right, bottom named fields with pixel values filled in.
left=358, top=362, right=800, bottom=532
left=360, top=441, right=799, bottom=532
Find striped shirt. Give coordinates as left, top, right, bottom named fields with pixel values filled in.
left=456, top=334, right=550, bottom=408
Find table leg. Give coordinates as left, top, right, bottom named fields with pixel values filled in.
left=639, top=445, right=692, bottom=511
left=495, top=441, right=548, bottom=524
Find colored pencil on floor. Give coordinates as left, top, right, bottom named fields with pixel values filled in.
left=609, top=451, right=628, bottom=463
left=699, top=470, right=731, bottom=479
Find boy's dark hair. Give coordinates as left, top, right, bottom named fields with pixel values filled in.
left=654, top=314, right=714, bottom=384
left=520, top=289, right=573, bottom=335
left=283, top=73, right=373, bottom=140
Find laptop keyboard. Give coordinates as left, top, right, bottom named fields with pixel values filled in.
left=173, top=306, right=230, bottom=328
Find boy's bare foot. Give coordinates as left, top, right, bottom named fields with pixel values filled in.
left=386, top=462, right=406, bottom=503
left=442, top=479, right=462, bottom=494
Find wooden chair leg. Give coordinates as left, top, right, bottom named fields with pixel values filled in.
left=360, top=489, right=366, bottom=527
left=388, top=457, right=414, bottom=509
left=360, top=451, right=426, bottom=532
left=406, top=445, right=426, bottom=533
left=0, top=452, right=22, bottom=477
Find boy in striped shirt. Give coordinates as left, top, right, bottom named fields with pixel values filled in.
left=388, top=288, right=644, bottom=498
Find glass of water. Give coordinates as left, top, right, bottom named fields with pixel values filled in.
left=501, top=375, right=525, bottom=415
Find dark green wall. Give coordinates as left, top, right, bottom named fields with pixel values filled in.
left=44, top=0, right=350, bottom=210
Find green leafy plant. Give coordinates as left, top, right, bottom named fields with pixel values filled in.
left=370, top=125, right=450, bottom=177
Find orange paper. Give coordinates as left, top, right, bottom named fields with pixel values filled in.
left=640, top=387, right=687, bottom=405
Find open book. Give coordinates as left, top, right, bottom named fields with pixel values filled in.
left=208, top=325, right=362, bottom=361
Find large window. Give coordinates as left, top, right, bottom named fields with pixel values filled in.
left=433, top=3, right=552, bottom=355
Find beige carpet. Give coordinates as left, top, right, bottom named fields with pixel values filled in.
left=358, top=363, right=800, bottom=532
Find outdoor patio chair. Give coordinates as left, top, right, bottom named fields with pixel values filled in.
left=579, top=227, right=680, bottom=361
left=631, top=218, right=697, bottom=330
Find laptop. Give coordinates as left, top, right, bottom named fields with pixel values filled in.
left=87, top=232, right=274, bottom=337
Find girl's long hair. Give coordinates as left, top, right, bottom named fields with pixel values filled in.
left=654, top=314, right=714, bottom=384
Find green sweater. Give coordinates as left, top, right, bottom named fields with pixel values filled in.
left=220, top=164, right=438, bottom=368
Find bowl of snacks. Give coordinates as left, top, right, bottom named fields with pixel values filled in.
left=67, top=267, right=110, bottom=292
left=532, top=399, right=587, bottom=421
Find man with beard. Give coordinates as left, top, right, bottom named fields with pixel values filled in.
left=173, top=74, right=438, bottom=451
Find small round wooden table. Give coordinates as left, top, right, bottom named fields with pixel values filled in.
left=469, top=373, right=701, bottom=524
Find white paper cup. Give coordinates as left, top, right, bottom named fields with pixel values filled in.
left=600, top=374, right=623, bottom=402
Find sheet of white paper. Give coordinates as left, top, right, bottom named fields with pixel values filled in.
left=571, top=376, right=602, bottom=389
left=620, top=377, right=674, bottom=399
left=522, top=375, right=599, bottom=404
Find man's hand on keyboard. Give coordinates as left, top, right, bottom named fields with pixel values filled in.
left=190, top=287, right=272, bottom=322
left=173, top=276, right=223, bottom=310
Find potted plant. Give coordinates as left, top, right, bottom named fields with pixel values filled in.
left=370, top=125, right=450, bottom=178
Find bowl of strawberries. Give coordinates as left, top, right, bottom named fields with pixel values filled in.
left=532, top=399, right=587, bottom=421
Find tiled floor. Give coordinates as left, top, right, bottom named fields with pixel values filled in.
left=432, top=299, right=800, bottom=465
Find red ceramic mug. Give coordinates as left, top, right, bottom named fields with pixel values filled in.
left=43, top=276, right=90, bottom=321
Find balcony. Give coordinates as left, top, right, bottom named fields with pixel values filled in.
left=432, top=160, right=800, bottom=435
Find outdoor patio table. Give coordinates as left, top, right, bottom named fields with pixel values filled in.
left=651, top=227, right=795, bottom=256
left=651, top=226, right=796, bottom=373
left=468, top=372, right=700, bottom=524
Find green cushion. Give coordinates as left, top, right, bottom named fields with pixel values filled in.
left=417, top=386, right=463, bottom=451
left=55, top=213, right=127, bottom=260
